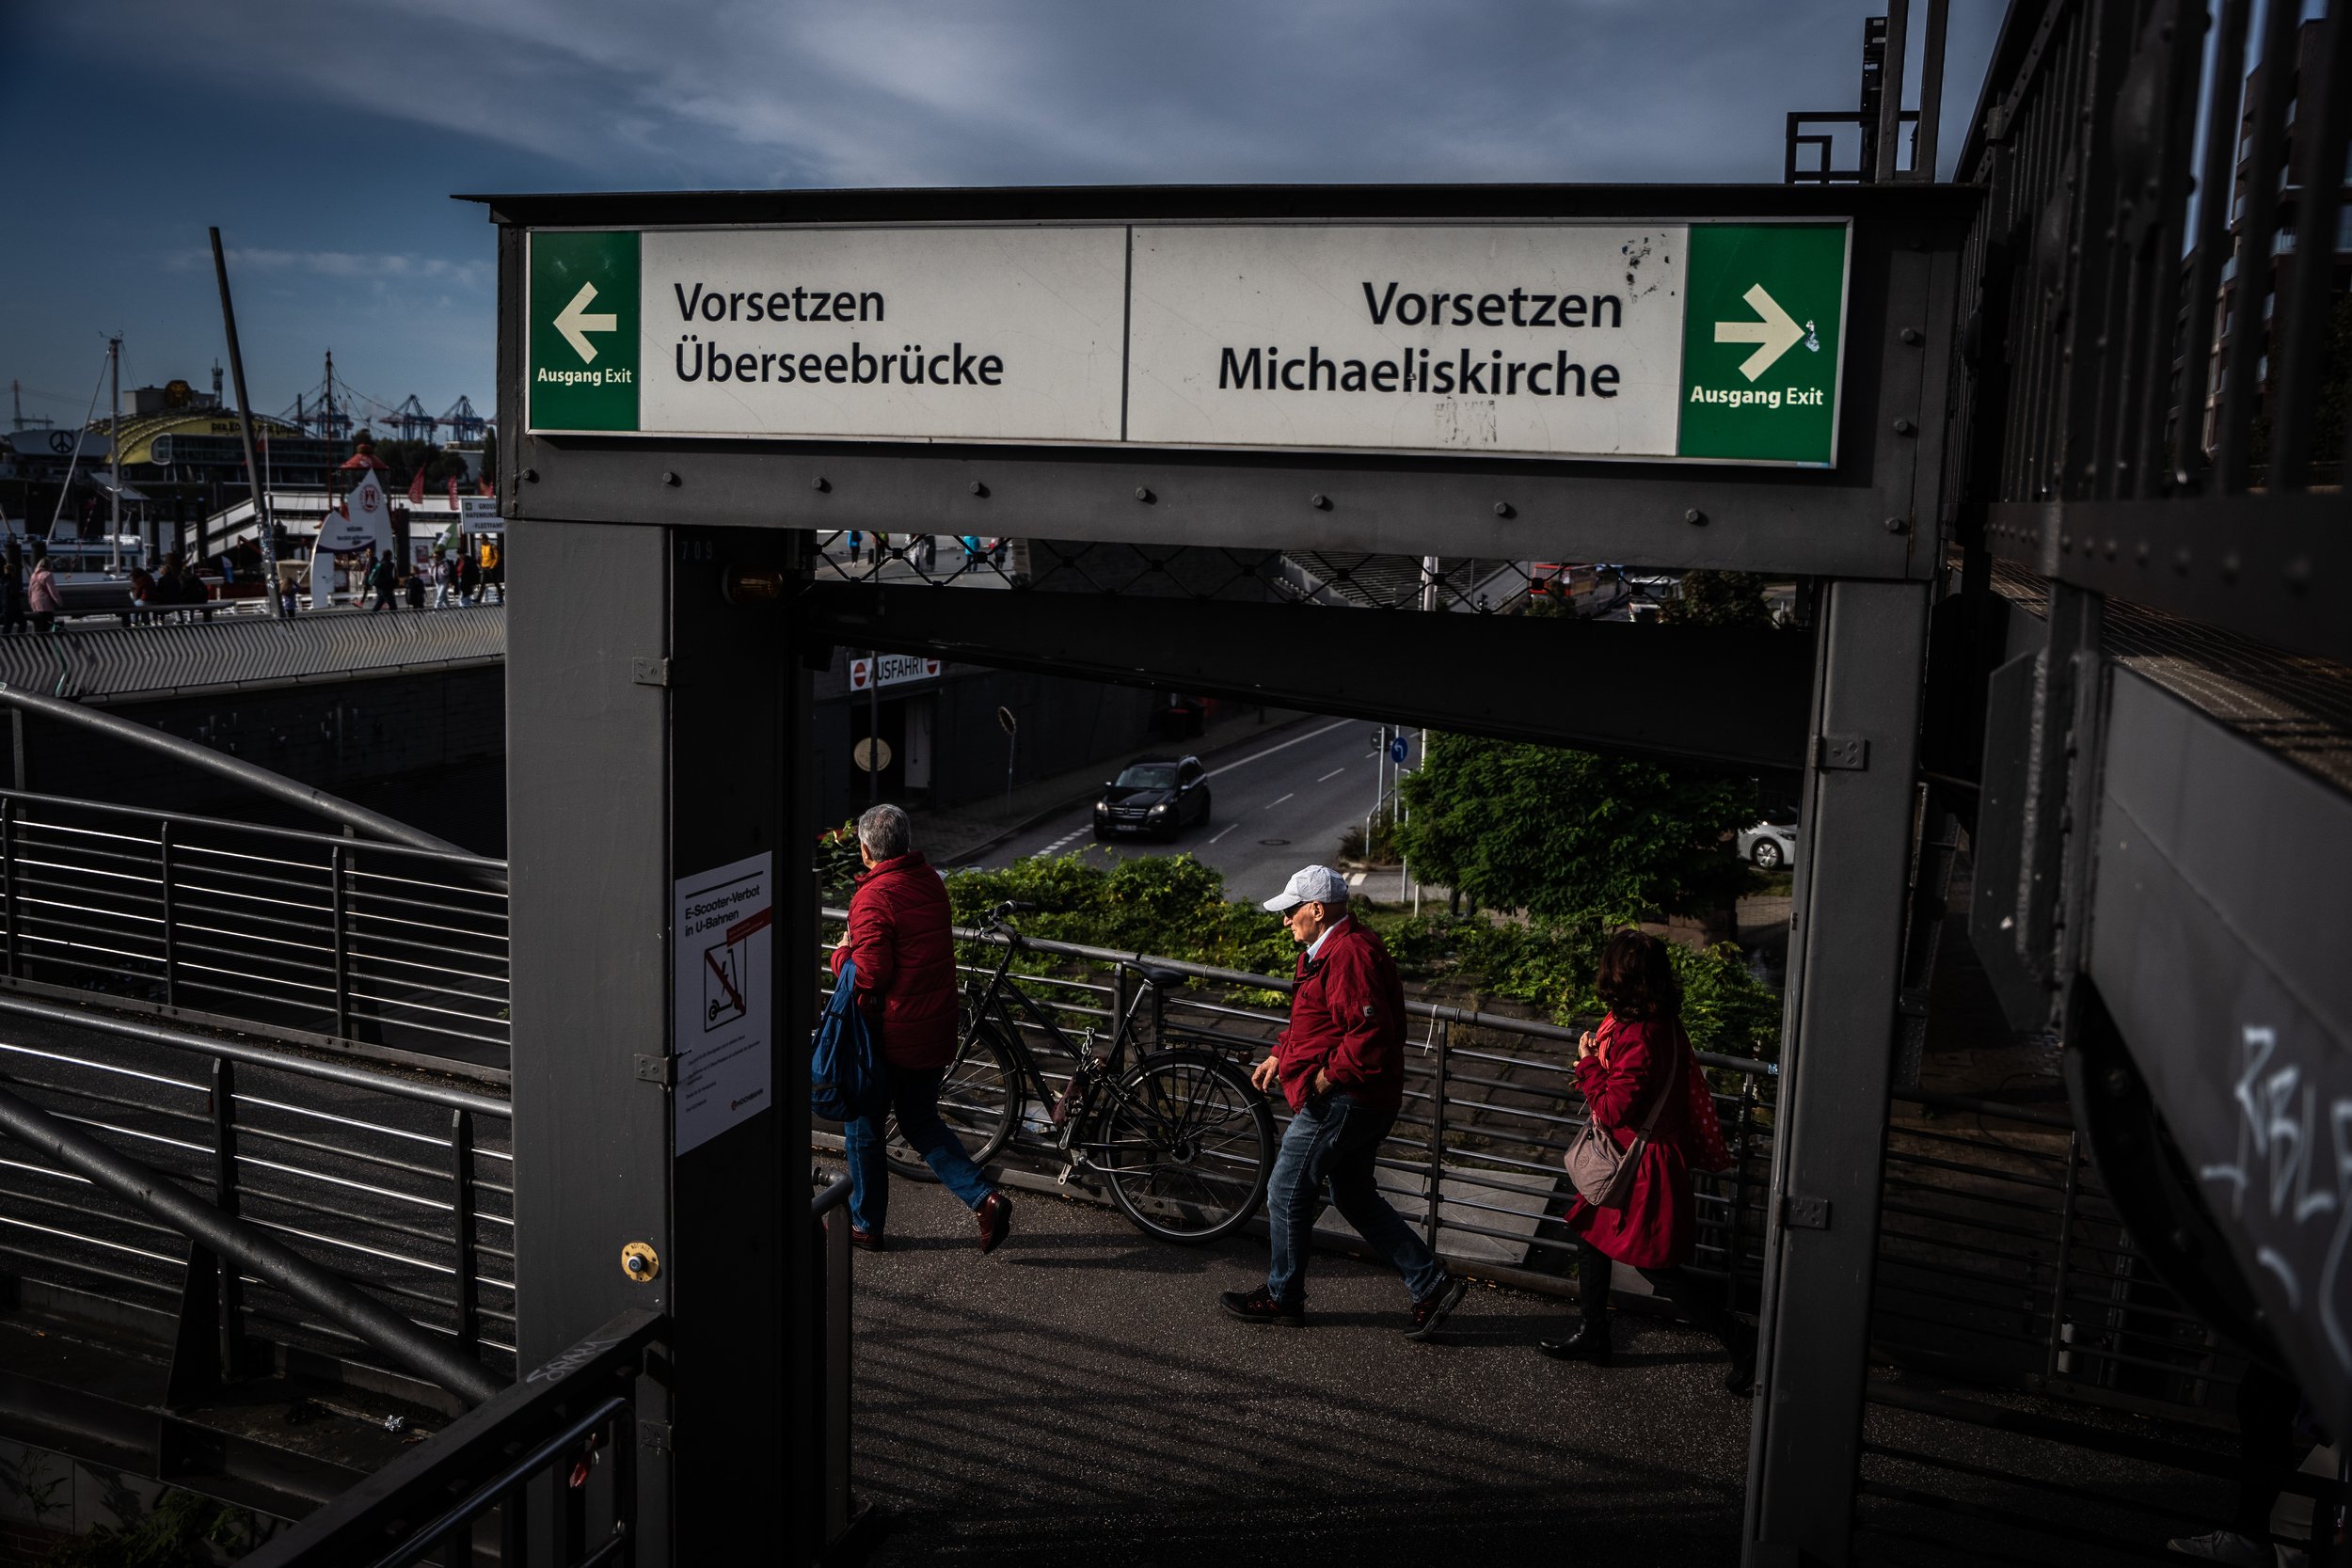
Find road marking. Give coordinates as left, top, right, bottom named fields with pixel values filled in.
left=1265, top=793, right=1295, bottom=809
left=1041, top=829, right=1088, bottom=855
left=1347, top=871, right=1367, bottom=888
left=1205, top=719, right=1352, bottom=780
left=1316, top=768, right=1347, bottom=782
left=1209, top=823, right=1237, bottom=844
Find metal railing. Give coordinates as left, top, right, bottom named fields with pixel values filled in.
left=0, top=789, right=510, bottom=1078
left=0, top=995, right=517, bottom=1394
left=242, top=1307, right=664, bottom=1568
left=814, top=913, right=1776, bottom=1302
left=249, top=1179, right=860, bottom=1566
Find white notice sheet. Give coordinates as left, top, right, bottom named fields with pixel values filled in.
left=671, top=851, right=773, bottom=1155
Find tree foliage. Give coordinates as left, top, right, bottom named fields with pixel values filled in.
left=1394, top=734, right=1757, bottom=923
left=1659, top=569, right=1776, bottom=629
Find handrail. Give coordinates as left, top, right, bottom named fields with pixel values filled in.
left=0, top=684, right=492, bottom=869
left=0, top=990, right=511, bottom=1105
left=813, top=1170, right=853, bottom=1218
left=0, top=786, right=511, bottom=877
left=0, top=1081, right=503, bottom=1404
left=819, top=904, right=1777, bottom=1077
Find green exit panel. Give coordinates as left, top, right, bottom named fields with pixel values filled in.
left=529, top=230, right=641, bottom=433
left=1677, top=223, right=1849, bottom=467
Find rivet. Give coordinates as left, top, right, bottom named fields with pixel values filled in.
left=1892, top=419, right=1915, bottom=436
left=660, top=470, right=679, bottom=487
left=1899, top=327, right=1923, bottom=345
left=521, top=467, right=539, bottom=483
left=970, top=481, right=987, bottom=498
left=1311, top=493, right=1331, bottom=510
left=2104, top=538, right=2118, bottom=561
left=2059, top=532, right=2073, bottom=552
left=2136, top=541, right=2150, bottom=563
left=2286, top=557, right=2312, bottom=590
left=2221, top=550, right=2241, bottom=581
left=2174, top=546, right=2192, bottom=573
left=1135, top=486, right=1153, bottom=503
left=810, top=476, right=829, bottom=493
left=1884, top=515, right=1909, bottom=534
left=1492, top=501, right=1513, bottom=518
left=1684, top=508, right=1707, bottom=526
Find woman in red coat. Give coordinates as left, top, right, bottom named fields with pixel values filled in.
left=832, top=803, right=1010, bottom=1255
left=1540, top=929, right=1756, bottom=1394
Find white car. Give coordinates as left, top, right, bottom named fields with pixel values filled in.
left=1739, top=817, right=1798, bottom=870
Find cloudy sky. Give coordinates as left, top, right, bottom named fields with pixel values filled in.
left=0, top=1, right=1999, bottom=435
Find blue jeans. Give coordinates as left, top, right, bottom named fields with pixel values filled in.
left=1264, top=1090, right=1447, bottom=1309
left=843, top=1064, right=996, bottom=1234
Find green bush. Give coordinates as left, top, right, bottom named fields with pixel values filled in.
left=935, top=849, right=1781, bottom=1061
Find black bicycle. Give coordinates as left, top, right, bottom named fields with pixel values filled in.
left=885, top=901, right=1276, bottom=1243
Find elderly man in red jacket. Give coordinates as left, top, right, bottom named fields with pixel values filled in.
left=1221, top=865, right=1467, bottom=1338
left=833, top=803, right=1010, bottom=1255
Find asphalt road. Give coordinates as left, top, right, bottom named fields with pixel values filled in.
left=977, top=718, right=1410, bottom=907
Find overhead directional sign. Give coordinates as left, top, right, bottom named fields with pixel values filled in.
left=526, top=221, right=1850, bottom=467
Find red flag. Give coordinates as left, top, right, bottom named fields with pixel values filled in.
left=477, top=476, right=493, bottom=497
left=448, top=476, right=460, bottom=509
left=407, top=467, right=425, bottom=505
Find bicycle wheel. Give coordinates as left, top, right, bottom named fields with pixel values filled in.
left=885, top=1024, right=1022, bottom=1181
left=1087, top=1048, right=1274, bottom=1244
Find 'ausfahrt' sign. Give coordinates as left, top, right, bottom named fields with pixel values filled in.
left=527, top=222, right=1849, bottom=467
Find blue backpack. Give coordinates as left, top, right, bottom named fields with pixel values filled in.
left=810, top=958, right=889, bottom=1122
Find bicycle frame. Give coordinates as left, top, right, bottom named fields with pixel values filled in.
left=959, top=924, right=1159, bottom=1145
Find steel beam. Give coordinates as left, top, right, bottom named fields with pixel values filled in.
left=1744, top=578, right=1929, bottom=1567
left=1984, top=496, right=2352, bottom=667
left=797, top=579, right=1817, bottom=771
left=477, top=184, right=1973, bottom=582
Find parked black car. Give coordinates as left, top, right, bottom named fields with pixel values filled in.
left=1095, top=756, right=1212, bottom=840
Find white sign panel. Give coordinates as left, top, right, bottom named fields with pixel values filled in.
left=634, top=228, right=1127, bottom=443
left=1127, top=225, right=1683, bottom=459
left=849, top=654, right=942, bottom=691
left=671, top=851, right=773, bottom=1155
left=529, top=221, right=1851, bottom=466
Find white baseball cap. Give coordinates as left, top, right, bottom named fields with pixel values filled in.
left=1264, top=864, right=1349, bottom=913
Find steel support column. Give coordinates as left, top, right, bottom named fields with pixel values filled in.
left=507, top=517, right=806, bottom=1568
left=1743, top=578, right=1929, bottom=1566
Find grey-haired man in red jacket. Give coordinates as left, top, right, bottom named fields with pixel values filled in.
left=1221, top=865, right=1467, bottom=1338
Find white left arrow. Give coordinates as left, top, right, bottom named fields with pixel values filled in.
left=553, top=281, right=617, bottom=364
left=1714, top=283, right=1804, bottom=381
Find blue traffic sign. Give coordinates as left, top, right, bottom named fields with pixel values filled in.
left=1389, top=735, right=1409, bottom=765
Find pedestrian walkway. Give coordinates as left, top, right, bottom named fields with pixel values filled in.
left=850, top=1178, right=1751, bottom=1567
left=910, top=705, right=1311, bottom=866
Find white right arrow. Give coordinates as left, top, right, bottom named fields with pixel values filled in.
left=1714, top=283, right=1804, bottom=381
left=553, top=281, right=617, bottom=364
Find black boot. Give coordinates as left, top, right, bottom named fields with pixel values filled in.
left=1724, top=1319, right=1758, bottom=1396
left=1538, top=1321, right=1613, bottom=1365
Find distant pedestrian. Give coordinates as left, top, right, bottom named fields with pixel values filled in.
left=27, top=555, right=61, bottom=635
left=128, top=566, right=154, bottom=625
left=1539, top=929, right=1754, bottom=1392
left=832, top=802, right=1012, bottom=1255
left=915, top=533, right=936, bottom=570
left=960, top=534, right=981, bottom=572
left=458, top=550, right=481, bottom=606
left=1223, top=865, right=1467, bottom=1338
left=367, top=550, right=398, bottom=613
left=0, top=559, right=24, bottom=636
left=847, top=530, right=864, bottom=565
left=404, top=568, right=425, bottom=610
left=434, top=555, right=455, bottom=610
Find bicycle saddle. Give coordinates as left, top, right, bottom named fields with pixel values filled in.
left=1140, top=965, right=1188, bottom=990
